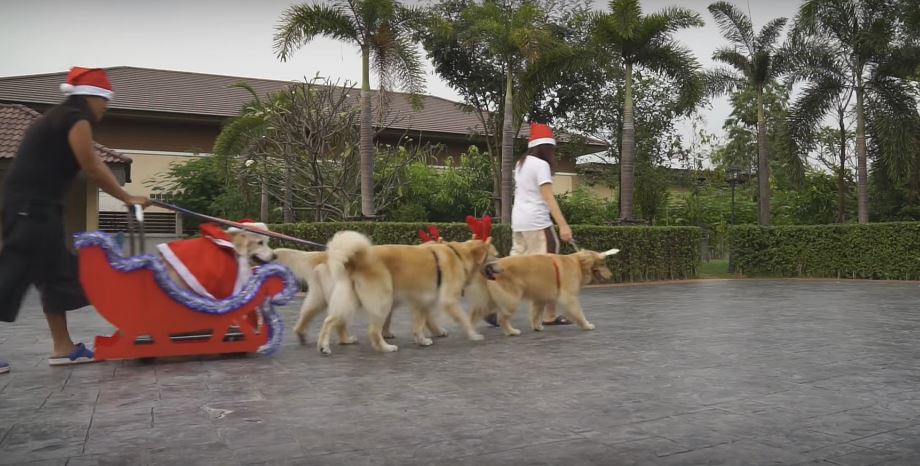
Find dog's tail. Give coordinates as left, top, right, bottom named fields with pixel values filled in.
left=326, top=230, right=372, bottom=275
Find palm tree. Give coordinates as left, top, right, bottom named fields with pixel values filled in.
left=458, top=0, right=569, bottom=223
left=274, top=0, right=426, bottom=219
left=785, top=33, right=854, bottom=223
left=213, top=84, right=282, bottom=223
left=795, top=0, right=899, bottom=224
left=707, top=1, right=787, bottom=226
left=592, top=0, right=704, bottom=221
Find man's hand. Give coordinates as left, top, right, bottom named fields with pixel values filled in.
left=125, top=195, right=151, bottom=208
left=559, top=224, right=573, bottom=243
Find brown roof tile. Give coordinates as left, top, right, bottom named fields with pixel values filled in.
left=0, top=104, right=131, bottom=164
left=0, top=67, right=604, bottom=146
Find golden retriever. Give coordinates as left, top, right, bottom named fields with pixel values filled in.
left=469, top=248, right=619, bottom=336
left=158, top=223, right=276, bottom=299
left=316, top=230, right=495, bottom=354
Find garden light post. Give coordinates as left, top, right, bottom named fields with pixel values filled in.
left=727, top=165, right=741, bottom=274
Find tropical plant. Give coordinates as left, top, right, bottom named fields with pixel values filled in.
left=794, top=0, right=902, bottom=224
left=420, top=0, right=577, bottom=223
left=707, top=1, right=788, bottom=225
left=273, top=0, right=426, bottom=219
left=591, top=0, right=704, bottom=221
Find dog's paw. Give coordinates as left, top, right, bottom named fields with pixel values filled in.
left=296, top=333, right=308, bottom=346
left=339, top=335, right=358, bottom=345
left=417, top=337, right=434, bottom=347
left=318, top=345, right=332, bottom=355
left=434, top=329, right=449, bottom=338
left=532, top=324, right=545, bottom=332
left=504, top=328, right=522, bottom=336
left=468, top=332, right=485, bottom=341
left=381, top=343, right=399, bottom=353
left=582, top=322, right=596, bottom=330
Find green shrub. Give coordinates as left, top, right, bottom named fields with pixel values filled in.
left=271, top=222, right=700, bottom=283
left=556, top=187, right=618, bottom=225
left=730, top=222, right=920, bottom=279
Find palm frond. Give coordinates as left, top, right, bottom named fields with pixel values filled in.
left=704, top=67, right=745, bottom=97
left=707, top=1, right=754, bottom=55
left=608, top=0, right=642, bottom=39
left=754, top=17, right=788, bottom=53
left=379, top=32, right=427, bottom=110
left=787, top=79, right=846, bottom=155
left=867, top=77, right=920, bottom=181
left=213, top=114, right=269, bottom=157
left=274, top=3, right=359, bottom=61
left=641, top=7, right=705, bottom=38
left=712, top=46, right=751, bottom=75
left=637, top=43, right=704, bottom=114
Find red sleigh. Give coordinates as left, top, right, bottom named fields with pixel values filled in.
left=73, top=211, right=297, bottom=361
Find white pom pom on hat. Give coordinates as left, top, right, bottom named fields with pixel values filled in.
left=59, top=67, right=114, bottom=101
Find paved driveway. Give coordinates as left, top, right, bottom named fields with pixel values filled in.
left=1, top=280, right=919, bottom=465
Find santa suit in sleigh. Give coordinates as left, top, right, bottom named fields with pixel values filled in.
left=156, top=223, right=253, bottom=300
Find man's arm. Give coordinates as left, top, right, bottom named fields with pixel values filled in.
left=69, top=120, right=149, bottom=207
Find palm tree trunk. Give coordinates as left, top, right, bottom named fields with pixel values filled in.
left=500, top=68, right=514, bottom=224
left=283, top=152, right=293, bottom=223
left=837, top=110, right=847, bottom=223
left=619, top=62, right=636, bottom=221
left=855, top=79, right=869, bottom=224
left=756, top=87, right=770, bottom=226
left=360, top=46, right=375, bottom=219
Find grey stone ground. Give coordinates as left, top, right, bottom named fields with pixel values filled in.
left=1, top=279, right=919, bottom=466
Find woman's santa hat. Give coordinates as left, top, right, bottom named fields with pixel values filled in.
left=60, top=67, right=114, bottom=101
left=528, top=122, right=556, bottom=148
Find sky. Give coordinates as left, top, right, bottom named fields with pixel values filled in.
left=0, top=0, right=802, bottom=143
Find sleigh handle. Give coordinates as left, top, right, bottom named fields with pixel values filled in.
left=125, top=204, right=146, bottom=255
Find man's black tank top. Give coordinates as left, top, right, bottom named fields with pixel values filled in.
left=2, top=101, right=91, bottom=205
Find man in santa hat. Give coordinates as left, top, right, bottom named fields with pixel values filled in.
left=0, top=67, right=151, bottom=372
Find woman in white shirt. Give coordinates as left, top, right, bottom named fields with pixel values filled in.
left=486, top=122, right=574, bottom=327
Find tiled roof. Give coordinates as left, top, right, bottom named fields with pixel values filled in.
left=0, top=67, right=604, bottom=146
left=0, top=104, right=131, bottom=164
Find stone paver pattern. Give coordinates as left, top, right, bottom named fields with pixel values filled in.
left=1, top=279, right=919, bottom=465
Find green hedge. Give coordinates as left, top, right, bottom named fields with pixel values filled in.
left=730, top=222, right=920, bottom=279
left=271, top=222, right=701, bottom=283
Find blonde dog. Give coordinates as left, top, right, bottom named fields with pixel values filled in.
left=274, top=247, right=455, bottom=347
left=316, top=230, right=495, bottom=354
left=469, top=248, right=619, bottom=336
left=157, top=221, right=276, bottom=299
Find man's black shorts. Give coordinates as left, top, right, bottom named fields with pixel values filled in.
left=0, top=201, right=89, bottom=323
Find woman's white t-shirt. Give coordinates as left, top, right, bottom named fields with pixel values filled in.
left=512, top=156, right=554, bottom=232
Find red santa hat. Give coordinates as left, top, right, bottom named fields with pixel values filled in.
left=227, top=219, right=270, bottom=240
left=60, top=67, right=114, bottom=101
left=528, top=122, right=556, bottom=148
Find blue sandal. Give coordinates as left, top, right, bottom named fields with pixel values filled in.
left=48, top=343, right=95, bottom=366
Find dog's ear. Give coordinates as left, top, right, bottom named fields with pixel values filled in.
left=576, top=251, right=595, bottom=272
left=229, top=231, right=249, bottom=256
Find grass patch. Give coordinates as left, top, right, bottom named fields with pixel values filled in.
left=699, top=259, right=733, bottom=279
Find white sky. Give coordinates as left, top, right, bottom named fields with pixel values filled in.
left=0, top=0, right=802, bottom=141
